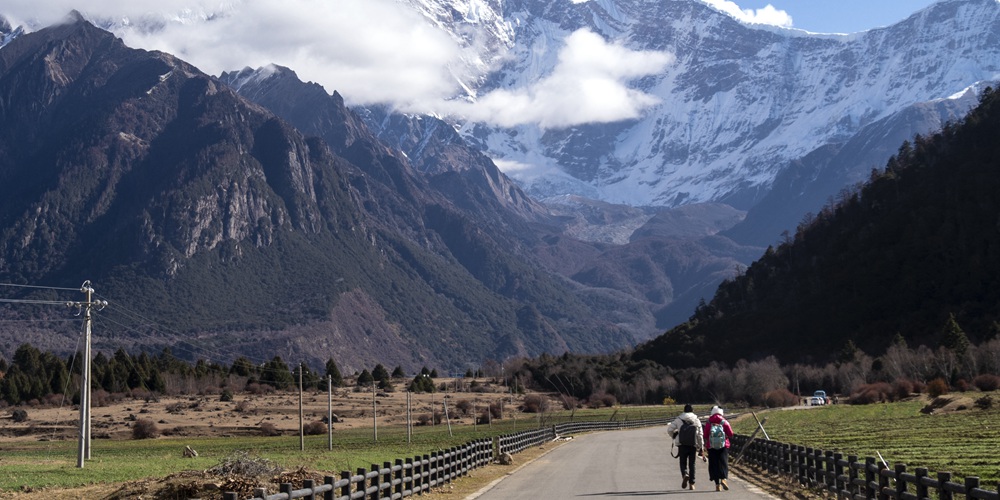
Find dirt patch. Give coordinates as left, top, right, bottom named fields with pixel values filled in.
left=919, top=395, right=976, bottom=414
left=0, top=379, right=521, bottom=442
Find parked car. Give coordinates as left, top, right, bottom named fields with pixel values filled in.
left=810, top=390, right=828, bottom=406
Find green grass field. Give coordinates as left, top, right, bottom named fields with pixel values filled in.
left=0, top=406, right=675, bottom=492
left=731, top=394, right=1000, bottom=486
left=6, top=397, right=997, bottom=494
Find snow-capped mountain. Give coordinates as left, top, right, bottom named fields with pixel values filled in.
left=399, top=0, right=1000, bottom=210
left=5, top=0, right=996, bottom=217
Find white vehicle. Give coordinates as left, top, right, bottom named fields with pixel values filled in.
left=810, top=390, right=828, bottom=406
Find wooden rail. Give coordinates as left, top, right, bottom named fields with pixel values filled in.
left=732, top=435, right=1000, bottom=500
left=227, top=417, right=670, bottom=500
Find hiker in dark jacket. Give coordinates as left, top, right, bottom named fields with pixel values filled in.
left=666, top=404, right=704, bottom=490
left=704, top=405, right=735, bottom=491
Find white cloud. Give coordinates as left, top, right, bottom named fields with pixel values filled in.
left=1, top=2, right=672, bottom=129
left=447, top=29, right=674, bottom=129
left=700, top=0, right=793, bottom=28
left=2, top=0, right=463, bottom=107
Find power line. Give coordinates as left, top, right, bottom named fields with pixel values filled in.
left=0, top=298, right=76, bottom=306
left=0, top=282, right=81, bottom=292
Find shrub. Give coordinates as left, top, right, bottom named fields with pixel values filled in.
left=972, top=374, right=1000, bottom=392
left=477, top=409, right=494, bottom=424
left=455, top=399, right=474, bottom=416
left=209, top=451, right=282, bottom=479
left=416, top=414, right=433, bottom=426
left=955, top=379, right=969, bottom=392
left=132, top=418, right=159, bottom=439
left=586, top=392, right=616, bottom=408
left=245, top=383, right=274, bottom=395
left=489, top=402, right=502, bottom=419
left=220, top=389, right=233, bottom=402
left=11, top=408, right=28, bottom=422
left=762, top=388, right=798, bottom=408
left=975, top=395, right=994, bottom=410
left=850, top=382, right=892, bottom=405
left=521, top=395, right=549, bottom=413
left=927, top=378, right=949, bottom=398
left=259, top=422, right=280, bottom=436
left=559, top=394, right=579, bottom=410
left=303, top=421, right=327, bottom=435
left=891, top=378, right=915, bottom=400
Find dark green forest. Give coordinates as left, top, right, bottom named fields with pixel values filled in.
left=0, top=342, right=444, bottom=407
left=635, top=87, right=1000, bottom=369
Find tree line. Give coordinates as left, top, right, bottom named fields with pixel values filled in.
left=0, top=344, right=444, bottom=407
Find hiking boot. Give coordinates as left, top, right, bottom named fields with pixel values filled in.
left=681, top=474, right=688, bottom=489
left=721, top=479, right=729, bottom=491
left=716, top=483, right=722, bottom=491
left=689, top=482, right=695, bottom=490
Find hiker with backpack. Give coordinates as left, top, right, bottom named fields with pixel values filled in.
left=665, top=404, right=705, bottom=490
left=704, top=405, right=734, bottom=491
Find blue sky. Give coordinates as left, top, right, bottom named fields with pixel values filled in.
left=720, top=0, right=940, bottom=33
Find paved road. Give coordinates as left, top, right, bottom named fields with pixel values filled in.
left=471, top=426, right=777, bottom=499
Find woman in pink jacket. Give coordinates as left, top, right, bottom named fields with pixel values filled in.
left=703, top=405, right=734, bottom=491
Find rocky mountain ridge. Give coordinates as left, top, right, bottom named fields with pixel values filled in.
left=0, top=19, right=659, bottom=371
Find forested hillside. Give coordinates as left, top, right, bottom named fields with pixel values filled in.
left=635, top=88, right=1000, bottom=368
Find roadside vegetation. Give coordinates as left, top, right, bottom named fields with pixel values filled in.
left=732, top=394, right=1000, bottom=485
left=0, top=403, right=673, bottom=494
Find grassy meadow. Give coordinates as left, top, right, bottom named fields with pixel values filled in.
left=731, top=394, right=1000, bottom=486
left=0, top=405, right=675, bottom=492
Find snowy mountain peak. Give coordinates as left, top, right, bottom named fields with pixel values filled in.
left=429, top=0, right=1000, bottom=208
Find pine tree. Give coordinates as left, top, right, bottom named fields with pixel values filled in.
left=940, top=313, right=970, bottom=358
left=325, top=358, right=344, bottom=387
left=357, top=369, right=374, bottom=386
left=372, top=364, right=390, bottom=383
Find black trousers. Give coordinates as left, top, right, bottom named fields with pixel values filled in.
left=708, top=447, right=729, bottom=482
left=678, top=445, right=697, bottom=482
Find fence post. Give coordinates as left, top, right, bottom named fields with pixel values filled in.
left=938, top=472, right=953, bottom=500
left=223, top=493, right=238, bottom=500
left=280, top=483, right=293, bottom=498
left=877, top=461, right=889, bottom=500
left=965, top=477, right=980, bottom=499
left=797, top=446, right=807, bottom=485
left=356, top=468, right=367, bottom=500
left=913, top=467, right=928, bottom=500
left=383, top=461, right=392, bottom=498
left=865, top=457, right=877, bottom=499
left=341, top=470, right=352, bottom=499
left=372, top=463, right=382, bottom=500
left=395, top=459, right=404, bottom=498
left=303, top=478, right=315, bottom=500
left=834, top=452, right=844, bottom=497
left=324, top=475, right=335, bottom=500
left=825, top=450, right=835, bottom=490
left=894, top=464, right=906, bottom=499
left=422, top=453, right=431, bottom=494
left=783, top=443, right=792, bottom=475
left=405, top=457, right=414, bottom=495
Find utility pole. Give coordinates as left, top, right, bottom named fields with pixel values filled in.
left=299, top=363, right=304, bottom=452
left=70, top=281, right=106, bottom=469
left=327, top=375, right=333, bottom=451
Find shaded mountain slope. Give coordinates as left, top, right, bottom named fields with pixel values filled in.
left=634, top=88, right=1000, bottom=367
left=0, top=18, right=639, bottom=371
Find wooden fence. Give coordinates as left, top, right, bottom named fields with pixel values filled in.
left=732, top=435, right=1000, bottom=500
left=228, top=416, right=670, bottom=500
